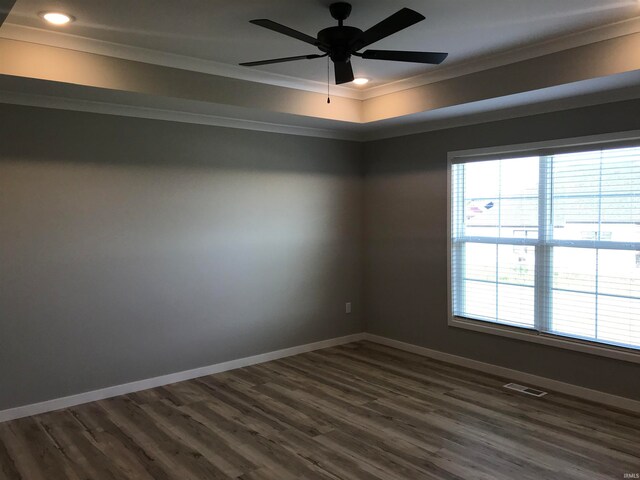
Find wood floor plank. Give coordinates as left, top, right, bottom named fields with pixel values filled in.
left=315, top=429, right=460, bottom=480
left=0, top=417, right=82, bottom=480
left=215, top=375, right=333, bottom=436
left=253, top=380, right=446, bottom=459
left=180, top=401, right=336, bottom=480
left=0, top=436, right=22, bottom=480
left=199, top=375, right=328, bottom=437
left=1, top=340, right=638, bottom=479
left=140, top=399, right=254, bottom=478
left=102, top=397, right=231, bottom=480
left=272, top=427, right=388, bottom=480
left=37, top=411, right=126, bottom=480
left=68, top=403, right=170, bottom=480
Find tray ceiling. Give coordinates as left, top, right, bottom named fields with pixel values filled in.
left=3, top=0, right=640, bottom=89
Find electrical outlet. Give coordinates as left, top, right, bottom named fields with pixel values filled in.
left=345, top=302, right=352, bottom=314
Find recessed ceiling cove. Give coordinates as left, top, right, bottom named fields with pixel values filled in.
left=2, top=0, right=640, bottom=88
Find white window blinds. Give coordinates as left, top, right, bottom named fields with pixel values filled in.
left=451, top=146, right=640, bottom=350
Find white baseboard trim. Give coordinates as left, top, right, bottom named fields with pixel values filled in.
left=0, top=333, right=365, bottom=424
left=362, top=333, right=640, bottom=415
left=3, top=331, right=638, bottom=423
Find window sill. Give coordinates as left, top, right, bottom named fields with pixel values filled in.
left=448, top=316, right=640, bottom=364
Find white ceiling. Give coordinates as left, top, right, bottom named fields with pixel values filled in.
left=4, top=0, right=640, bottom=89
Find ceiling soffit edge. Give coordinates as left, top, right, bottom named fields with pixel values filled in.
left=2, top=83, right=640, bottom=144
left=0, top=89, right=364, bottom=141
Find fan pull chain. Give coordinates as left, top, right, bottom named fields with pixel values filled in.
left=327, top=57, right=331, bottom=104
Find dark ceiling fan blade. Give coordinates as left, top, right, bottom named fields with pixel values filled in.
left=350, top=8, right=425, bottom=52
left=250, top=19, right=324, bottom=47
left=240, top=54, right=326, bottom=67
left=1, top=0, right=17, bottom=27
left=334, top=61, right=354, bottom=85
left=361, top=50, right=448, bottom=64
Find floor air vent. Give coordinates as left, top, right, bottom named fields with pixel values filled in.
left=503, top=383, right=548, bottom=397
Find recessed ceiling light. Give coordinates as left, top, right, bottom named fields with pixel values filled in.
left=352, top=77, right=370, bottom=86
left=39, top=11, right=75, bottom=25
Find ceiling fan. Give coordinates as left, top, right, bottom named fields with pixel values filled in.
left=240, top=2, right=448, bottom=85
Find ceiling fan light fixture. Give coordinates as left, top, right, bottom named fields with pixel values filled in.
left=353, top=77, right=370, bottom=85
left=39, top=11, right=75, bottom=25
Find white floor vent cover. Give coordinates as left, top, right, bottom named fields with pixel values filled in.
left=503, top=383, right=548, bottom=397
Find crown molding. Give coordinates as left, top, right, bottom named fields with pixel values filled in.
left=360, top=15, right=640, bottom=100
left=0, top=23, right=362, bottom=100
left=0, top=90, right=363, bottom=141
left=4, top=16, right=640, bottom=103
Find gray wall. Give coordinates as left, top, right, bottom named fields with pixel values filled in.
left=364, top=99, right=640, bottom=400
left=0, top=104, right=364, bottom=410
left=3, top=97, right=640, bottom=412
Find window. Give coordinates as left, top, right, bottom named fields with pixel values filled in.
left=450, top=138, right=640, bottom=359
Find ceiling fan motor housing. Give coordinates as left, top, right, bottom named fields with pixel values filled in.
left=317, top=26, right=362, bottom=63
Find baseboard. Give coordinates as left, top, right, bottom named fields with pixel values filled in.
left=362, top=333, right=640, bottom=415
left=0, top=333, right=366, bottom=423
left=3, top=331, right=638, bottom=423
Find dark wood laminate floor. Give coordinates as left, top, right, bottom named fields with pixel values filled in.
left=1, top=341, right=639, bottom=480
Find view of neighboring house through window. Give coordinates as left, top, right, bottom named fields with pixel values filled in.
left=451, top=145, right=640, bottom=350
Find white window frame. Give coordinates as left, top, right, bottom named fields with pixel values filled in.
left=447, top=130, right=640, bottom=364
